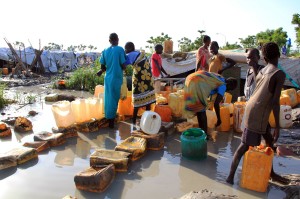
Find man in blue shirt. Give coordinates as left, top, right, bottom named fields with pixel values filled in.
left=97, top=33, right=126, bottom=128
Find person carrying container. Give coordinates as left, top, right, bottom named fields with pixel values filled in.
left=226, top=42, right=290, bottom=185
left=183, top=70, right=237, bottom=139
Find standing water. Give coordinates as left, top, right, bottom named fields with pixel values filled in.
left=0, top=85, right=299, bottom=199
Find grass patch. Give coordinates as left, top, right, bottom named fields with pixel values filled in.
left=53, top=59, right=134, bottom=94
left=0, top=83, right=8, bottom=108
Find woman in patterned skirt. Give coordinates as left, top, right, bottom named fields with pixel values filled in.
left=124, top=42, right=156, bottom=124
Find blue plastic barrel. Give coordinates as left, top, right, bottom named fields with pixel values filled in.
left=180, top=128, right=207, bottom=160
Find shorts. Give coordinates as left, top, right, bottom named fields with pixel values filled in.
left=241, top=124, right=273, bottom=146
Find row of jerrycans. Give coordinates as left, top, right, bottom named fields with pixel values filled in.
left=51, top=97, right=104, bottom=128
left=209, top=101, right=246, bottom=132
left=207, top=94, right=246, bottom=132
left=155, top=89, right=185, bottom=118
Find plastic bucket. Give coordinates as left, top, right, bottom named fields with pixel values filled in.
left=180, top=128, right=207, bottom=160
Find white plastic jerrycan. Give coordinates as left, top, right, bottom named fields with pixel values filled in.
left=94, top=85, right=104, bottom=98
left=87, top=97, right=104, bottom=120
left=71, top=99, right=91, bottom=123
left=140, top=111, right=161, bottom=135
left=51, top=100, right=75, bottom=128
left=279, top=105, right=292, bottom=128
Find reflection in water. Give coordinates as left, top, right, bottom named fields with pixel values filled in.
left=18, top=157, right=39, bottom=170
left=14, top=131, right=34, bottom=143
left=164, top=134, right=182, bottom=158
left=0, top=167, right=17, bottom=180
left=75, top=138, right=91, bottom=159
left=1, top=86, right=300, bottom=199
left=135, top=149, right=164, bottom=178
left=75, top=174, right=128, bottom=199
left=118, top=121, right=132, bottom=141
left=54, top=146, right=75, bottom=166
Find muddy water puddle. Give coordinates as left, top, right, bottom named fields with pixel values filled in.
left=1, top=86, right=300, bottom=199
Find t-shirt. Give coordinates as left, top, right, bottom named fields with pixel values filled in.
left=208, top=53, right=226, bottom=73
left=151, top=53, right=162, bottom=78
left=196, top=46, right=210, bottom=71
left=244, top=65, right=264, bottom=100
left=210, top=76, right=226, bottom=96
left=125, top=51, right=140, bottom=65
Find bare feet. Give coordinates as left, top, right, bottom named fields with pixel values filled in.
left=108, top=119, right=114, bottom=129
left=270, top=173, right=290, bottom=185
left=216, top=120, right=221, bottom=128
left=226, top=176, right=234, bottom=185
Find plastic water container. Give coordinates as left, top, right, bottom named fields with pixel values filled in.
left=156, top=94, right=168, bottom=105
left=168, top=92, right=184, bottom=117
left=71, top=99, right=90, bottom=123
left=94, top=85, right=104, bottom=98
left=218, top=103, right=231, bottom=132
left=240, top=146, right=274, bottom=192
left=51, top=101, right=75, bottom=128
left=180, top=128, right=207, bottom=160
left=233, top=102, right=246, bottom=132
left=163, top=40, right=173, bottom=54
left=117, top=91, right=133, bottom=116
left=98, top=93, right=105, bottom=116
left=157, top=91, right=171, bottom=102
left=223, top=92, right=232, bottom=103
left=187, top=110, right=217, bottom=129
left=281, top=88, right=297, bottom=107
left=279, top=105, right=292, bottom=128
left=280, top=94, right=292, bottom=106
left=269, top=105, right=293, bottom=128
left=227, top=103, right=234, bottom=126
left=237, top=96, right=246, bottom=102
left=2, top=68, right=8, bottom=75
left=87, top=97, right=104, bottom=120
left=154, top=104, right=172, bottom=122
left=140, top=111, right=161, bottom=135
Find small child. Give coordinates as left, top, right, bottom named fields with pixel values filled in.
left=209, top=41, right=236, bottom=74
left=151, top=44, right=170, bottom=93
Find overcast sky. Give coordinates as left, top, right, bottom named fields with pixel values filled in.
left=1, top=0, right=299, bottom=51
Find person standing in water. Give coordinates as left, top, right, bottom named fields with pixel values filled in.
left=226, top=42, right=290, bottom=185
left=124, top=42, right=156, bottom=124
left=183, top=70, right=237, bottom=139
left=97, top=33, right=126, bottom=128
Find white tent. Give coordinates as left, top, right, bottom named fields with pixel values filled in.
left=0, top=47, right=101, bottom=73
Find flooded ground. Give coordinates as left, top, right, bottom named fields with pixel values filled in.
left=0, top=84, right=300, bottom=199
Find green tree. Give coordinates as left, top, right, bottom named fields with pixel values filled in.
left=13, top=41, right=25, bottom=49
left=239, top=35, right=257, bottom=48
left=88, top=45, right=97, bottom=51
left=44, top=43, right=63, bottom=50
left=178, top=37, right=194, bottom=52
left=291, top=13, right=300, bottom=47
left=67, top=45, right=78, bottom=52
left=256, top=28, right=288, bottom=48
left=78, top=44, right=87, bottom=52
left=221, top=42, right=242, bottom=50
left=177, top=30, right=206, bottom=52
left=145, top=32, right=172, bottom=52
left=193, top=30, right=206, bottom=48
